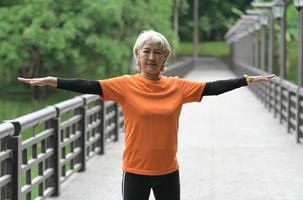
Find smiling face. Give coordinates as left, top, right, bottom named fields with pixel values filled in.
left=137, top=39, right=166, bottom=80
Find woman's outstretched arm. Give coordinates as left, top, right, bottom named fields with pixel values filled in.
left=18, top=76, right=58, bottom=87
left=202, top=74, right=275, bottom=96
left=17, top=77, right=103, bottom=95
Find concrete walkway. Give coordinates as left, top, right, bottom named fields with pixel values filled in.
left=49, top=57, right=303, bottom=200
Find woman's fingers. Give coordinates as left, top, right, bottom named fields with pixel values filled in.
left=18, top=77, right=32, bottom=84
left=17, top=77, right=26, bottom=82
left=263, top=74, right=275, bottom=79
left=251, top=74, right=275, bottom=83
left=17, top=77, right=46, bottom=86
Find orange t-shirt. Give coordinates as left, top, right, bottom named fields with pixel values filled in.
left=99, top=74, right=206, bottom=175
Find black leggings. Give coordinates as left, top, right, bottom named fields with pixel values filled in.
left=122, top=170, right=180, bottom=200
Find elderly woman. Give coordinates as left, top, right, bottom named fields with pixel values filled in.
left=18, top=30, right=274, bottom=200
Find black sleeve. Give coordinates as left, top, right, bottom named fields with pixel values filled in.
left=202, top=77, right=247, bottom=96
left=57, top=78, right=103, bottom=95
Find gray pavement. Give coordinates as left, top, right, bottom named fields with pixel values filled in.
left=48, top=57, right=303, bottom=200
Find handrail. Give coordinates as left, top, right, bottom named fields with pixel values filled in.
left=230, top=51, right=303, bottom=144
left=226, top=4, right=303, bottom=143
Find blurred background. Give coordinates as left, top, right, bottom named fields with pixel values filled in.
left=0, top=0, right=299, bottom=121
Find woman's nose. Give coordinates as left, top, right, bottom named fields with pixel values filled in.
left=148, top=53, right=155, bottom=60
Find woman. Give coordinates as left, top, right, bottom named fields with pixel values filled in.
left=18, top=30, right=274, bottom=200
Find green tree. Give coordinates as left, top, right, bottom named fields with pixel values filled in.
left=0, top=0, right=177, bottom=99
left=179, top=0, right=251, bottom=41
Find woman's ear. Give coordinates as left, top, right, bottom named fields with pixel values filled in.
left=136, top=56, right=142, bottom=71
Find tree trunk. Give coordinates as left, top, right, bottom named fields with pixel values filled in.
left=30, top=46, right=47, bottom=100
left=173, top=0, right=180, bottom=37
left=193, top=0, right=199, bottom=65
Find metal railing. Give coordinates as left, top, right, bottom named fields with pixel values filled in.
left=0, top=58, right=193, bottom=200
left=225, top=1, right=303, bottom=144
left=231, top=59, right=303, bottom=143
left=0, top=95, right=122, bottom=200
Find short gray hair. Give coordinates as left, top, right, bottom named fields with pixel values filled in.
left=133, top=30, right=172, bottom=63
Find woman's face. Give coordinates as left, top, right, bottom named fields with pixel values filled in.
left=138, top=39, right=166, bottom=79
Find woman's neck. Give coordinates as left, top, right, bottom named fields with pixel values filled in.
left=141, top=72, right=161, bottom=80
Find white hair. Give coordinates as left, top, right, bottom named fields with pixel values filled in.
left=133, top=30, right=172, bottom=64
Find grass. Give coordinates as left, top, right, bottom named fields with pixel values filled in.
left=0, top=90, right=75, bottom=122
left=177, top=41, right=230, bottom=59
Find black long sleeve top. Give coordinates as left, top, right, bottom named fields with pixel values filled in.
left=56, top=76, right=248, bottom=96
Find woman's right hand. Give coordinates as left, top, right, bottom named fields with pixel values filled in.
left=17, top=76, right=57, bottom=87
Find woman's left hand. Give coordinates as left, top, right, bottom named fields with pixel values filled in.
left=245, top=74, right=275, bottom=84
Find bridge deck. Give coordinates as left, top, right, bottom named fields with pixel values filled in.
left=49, top=57, right=303, bottom=200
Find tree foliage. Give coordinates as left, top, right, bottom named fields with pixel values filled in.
left=0, top=0, right=177, bottom=87
left=179, top=0, right=251, bottom=41
left=177, top=0, right=300, bottom=43
left=286, top=4, right=299, bottom=42
left=179, top=0, right=260, bottom=41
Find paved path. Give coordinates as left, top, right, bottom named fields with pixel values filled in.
left=49, top=57, right=303, bottom=200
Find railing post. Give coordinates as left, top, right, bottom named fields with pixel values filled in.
left=268, top=82, right=272, bottom=112
left=274, top=84, right=278, bottom=118
left=114, top=103, right=119, bottom=142
left=79, top=98, right=87, bottom=171
left=99, top=100, right=106, bottom=154
left=287, top=90, right=291, bottom=133
left=50, top=117, right=61, bottom=196
left=279, top=85, right=283, bottom=124
left=8, top=130, right=21, bottom=200
left=296, top=94, right=302, bottom=143
left=260, top=81, right=264, bottom=103
left=118, top=107, right=124, bottom=134
left=265, top=81, right=269, bottom=109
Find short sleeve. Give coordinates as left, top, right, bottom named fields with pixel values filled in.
left=99, top=76, right=127, bottom=103
left=177, top=78, right=206, bottom=103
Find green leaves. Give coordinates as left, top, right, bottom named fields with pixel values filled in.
left=0, top=0, right=177, bottom=85
left=286, top=4, right=299, bottom=42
